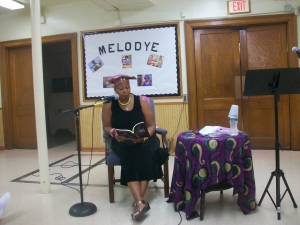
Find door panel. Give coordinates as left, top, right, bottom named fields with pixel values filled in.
left=240, top=24, right=289, bottom=149
left=9, top=46, right=37, bottom=148
left=194, top=29, right=241, bottom=128
left=194, top=24, right=289, bottom=149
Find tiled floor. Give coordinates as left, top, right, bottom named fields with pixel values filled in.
left=0, top=141, right=300, bottom=225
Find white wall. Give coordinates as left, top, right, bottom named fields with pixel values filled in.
left=0, top=0, right=300, bottom=105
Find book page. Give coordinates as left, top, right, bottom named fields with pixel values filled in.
left=133, top=122, right=150, bottom=138
left=115, top=129, right=136, bottom=139
left=116, top=122, right=149, bottom=139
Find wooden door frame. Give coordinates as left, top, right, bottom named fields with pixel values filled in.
left=0, top=33, right=79, bottom=149
left=185, top=13, right=300, bottom=150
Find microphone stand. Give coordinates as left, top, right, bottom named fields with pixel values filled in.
left=61, top=102, right=104, bottom=217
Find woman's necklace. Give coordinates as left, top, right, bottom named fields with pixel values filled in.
left=118, top=94, right=131, bottom=110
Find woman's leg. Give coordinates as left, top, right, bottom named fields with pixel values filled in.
left=128, top=181, right=143, bottom=202
left=139, top=181, right=149, bottom=199
left=128, top=181, right=149, bottom=201
left=128, top=181, right=150, bottom=219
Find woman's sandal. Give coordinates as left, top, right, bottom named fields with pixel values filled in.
left=131, top=200, right=151, bottom=220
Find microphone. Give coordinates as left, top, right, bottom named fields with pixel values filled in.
left=292, top=46, right=300, bottom=58
left=292, top=46, right=300, bottom=52
left=99, top=94, right=119, bottom=101
left=94, top=94, right=119, bottom=106
left=93, top=94, right=119, bottom=106
left=94, top=101, right=104, bottom=107
left=61, top=96, right=117, bottom=111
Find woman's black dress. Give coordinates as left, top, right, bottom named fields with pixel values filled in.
left=111, top=94, right=168, bottom=185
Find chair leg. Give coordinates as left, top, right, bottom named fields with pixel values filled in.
left=163, top=161, right=170, bottom=197
left=200, top=190, right=205, bottom=221
left=108, top=165, right=115, bottom=203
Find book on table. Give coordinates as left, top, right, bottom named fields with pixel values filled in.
left=116, top=122, right=150, bottom=139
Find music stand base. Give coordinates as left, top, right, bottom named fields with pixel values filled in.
left=69, top=202, right=97, bottom=217
left=258, top=169, right=297, bottom=220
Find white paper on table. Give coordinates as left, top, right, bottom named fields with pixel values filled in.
left=199, top=126, right=221, bottom=135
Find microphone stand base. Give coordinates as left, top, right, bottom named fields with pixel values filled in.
left=69, top=202, right=97, bottom=217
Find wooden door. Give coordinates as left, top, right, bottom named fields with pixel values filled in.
left=1, top=33, right=79, bottom=150
left=9, top=46, right=37, bottom=148
left=194, top=24, right=289, bottom=149
left=194, top=29, right=241, bottom=128
left=240, top=24, right=289, bottom=149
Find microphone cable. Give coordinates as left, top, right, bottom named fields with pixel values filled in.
left=82, top=104, right=96, bottom=191
left=176, top=209, right=183, bottom=225
left=31, top=99, right=101, bottom=192
left=169, top=97, right=188, bottom=154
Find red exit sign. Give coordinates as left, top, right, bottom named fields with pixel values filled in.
left=227, top=0, right=250, bottom=14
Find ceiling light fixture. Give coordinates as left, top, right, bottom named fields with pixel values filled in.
left=0, top=0, right=24, bottom=10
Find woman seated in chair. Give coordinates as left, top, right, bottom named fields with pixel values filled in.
left=102, top=74, right=168, bottom=220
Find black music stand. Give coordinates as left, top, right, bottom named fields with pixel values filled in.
left=244, top=68, right=299, bottom=220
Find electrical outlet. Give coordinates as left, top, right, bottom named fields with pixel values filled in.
left=183, top=94, right=188, bottom=101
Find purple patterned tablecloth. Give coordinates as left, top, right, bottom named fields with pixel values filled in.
left=167, top=131, right=256, bottom=219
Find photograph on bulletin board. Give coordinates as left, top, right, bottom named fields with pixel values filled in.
left=81, top=22, right=181, bottom=100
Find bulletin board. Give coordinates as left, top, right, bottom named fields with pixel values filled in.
left=81, top=22, right=181, bottom=100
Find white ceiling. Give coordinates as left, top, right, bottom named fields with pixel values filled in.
left=0, top=0, right=156, bottom=15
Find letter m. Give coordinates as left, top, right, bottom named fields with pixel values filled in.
left=98, top=46, right=106, bottom=55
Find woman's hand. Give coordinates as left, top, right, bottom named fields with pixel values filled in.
left=114, top=133, right=127, bottom=142
left=115, top=133, right=148, bottom=144
left=132, top=137, right=144, bottom=144
left=130, top=136, right=148, bottom=144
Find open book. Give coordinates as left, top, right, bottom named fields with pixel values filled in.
left=116, top=122, right=150, bottom=139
